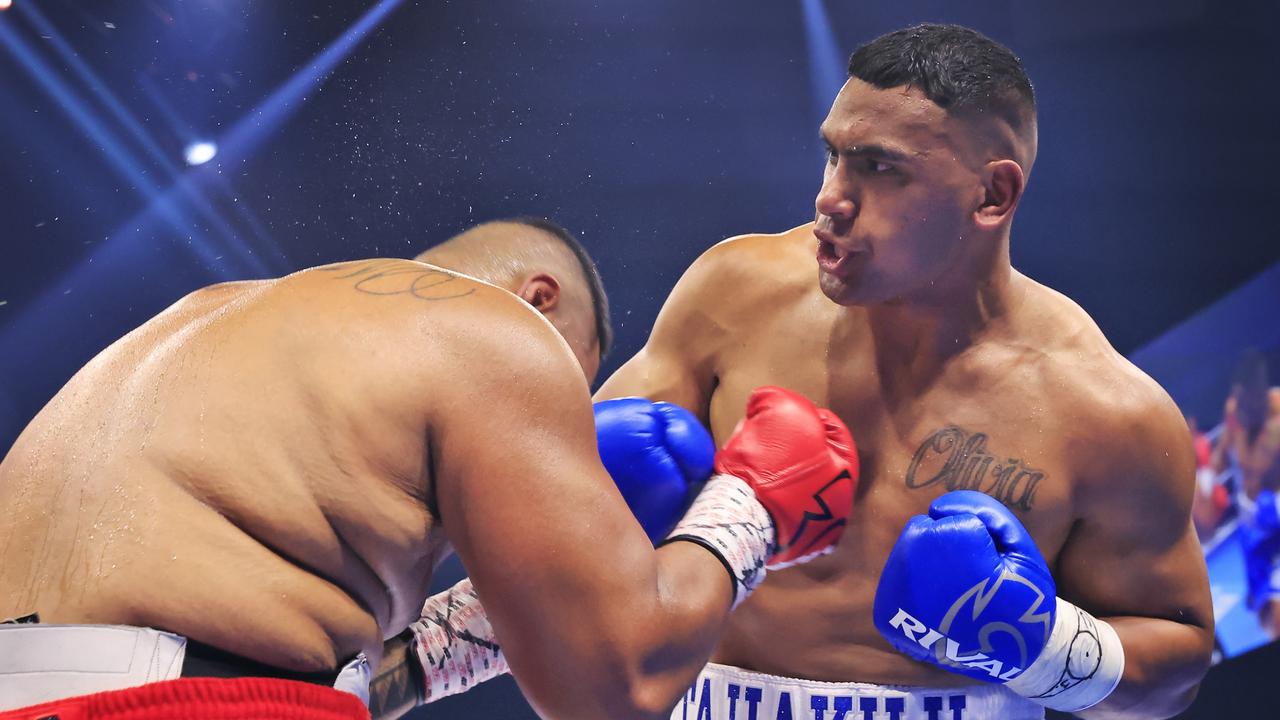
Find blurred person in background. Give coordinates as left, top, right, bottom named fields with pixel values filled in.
left=1210, top=349, right=1280, bottom=638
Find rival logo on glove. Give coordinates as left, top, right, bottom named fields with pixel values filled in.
left=887, top=607, right=1026, bottom=682
left=886, top=568, right=1054, bottom=683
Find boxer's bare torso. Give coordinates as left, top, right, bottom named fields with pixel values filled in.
left=0, top=260, right=509, bottom=672
left=1218, top=391, right=1280, bottom=500
left=599, top=224, right=1211, bottom=687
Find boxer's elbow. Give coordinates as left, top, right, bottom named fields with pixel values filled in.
left=593, top=671, right=686, bottom=720
left=522, top=662, right=680, bottom=720
left=1078, top=681, right=1202, bottom=720
left=513, top=618, right=686, bottom=720
left=1078, top=636, right=1212, bottom=720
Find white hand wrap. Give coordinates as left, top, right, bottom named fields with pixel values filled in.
left=409, top=577, right=508, bottom=701
left=1005, top=597, right=1125, bottom=712
left=662, top=473, right=776, bottom=609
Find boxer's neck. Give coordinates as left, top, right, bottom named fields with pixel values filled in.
left=863, top=259, right=1018, bottom=389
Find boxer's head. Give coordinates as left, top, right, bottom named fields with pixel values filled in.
left=1232, top=349, right=1271, bottom=442
left=815, top=24, right=1037, bottom=306
left=417, top=218, right=611, bottom=382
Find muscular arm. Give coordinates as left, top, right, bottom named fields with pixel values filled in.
left=1208, top=397, right=1235, bottom=476
left=1056, top=393, right=1215, bottom=719
left=431, top=296, right=736, bottom=719
left=595, top=239, right=745, bottom=413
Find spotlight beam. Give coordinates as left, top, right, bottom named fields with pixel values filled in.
left=0, top=17, right=227, bottom=267
left=15, top=1, right=284, bottom=272
left=800, top=0, right=845, bottom=127
left=218, top=0, right=405, bottom=165
left=0, top=0, right=405, bottom=393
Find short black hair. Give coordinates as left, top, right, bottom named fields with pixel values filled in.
left=847, top=24, right=1035, bottom=129
left=509, top=216, right=613, bottom=360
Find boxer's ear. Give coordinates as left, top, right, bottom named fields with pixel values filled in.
left=517, top=273, right=561, bottom=314
left=975, top=159, right=1025, bottom=228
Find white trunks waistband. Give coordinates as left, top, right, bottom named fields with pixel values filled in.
left=670, top=662, right=1045, bottom=720
left=0, top=624, right=371, bottom=711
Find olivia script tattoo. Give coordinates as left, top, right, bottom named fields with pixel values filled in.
left=905, top=425, right=1046, bottom=511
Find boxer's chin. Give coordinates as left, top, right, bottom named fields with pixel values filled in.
left=818, top=268, right=868, bottom=306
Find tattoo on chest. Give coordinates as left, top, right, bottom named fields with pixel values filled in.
left=904, top=425, right=1046, bottom=511
left=319, top=261, right=476, bottom=301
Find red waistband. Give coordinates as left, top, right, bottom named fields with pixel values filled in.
left=0, top=677, right=370, bottom=720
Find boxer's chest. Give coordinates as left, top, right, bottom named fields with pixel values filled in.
left=709, top=321, right=1077, bottom=560
left=1234, top=424, right=1280, bottom=497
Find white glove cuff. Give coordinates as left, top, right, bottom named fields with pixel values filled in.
left=410, top=577, right=509, bottom=701
left=1005, top=596, right=1125, bottom=712
left=662, top=473, right=775, bottom=609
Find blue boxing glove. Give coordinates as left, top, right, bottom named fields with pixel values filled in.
left=1253, top=489, right=1280, bottom=537
left=874, top=490, right=1125, bottom=713
left=1242, top=489, right=1280, bottom=548
left=595, top=397, right=715, bottom=542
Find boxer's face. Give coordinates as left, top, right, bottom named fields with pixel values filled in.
left=1233, top=382, right=1269, bottom=436
left=814, top=79, right=987, bottom=306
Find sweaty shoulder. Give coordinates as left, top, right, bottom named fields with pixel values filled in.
left=672, top=223, right=820, bottom=329
left=278, top=259, right=587, bottom=415
left=1018, top=276, right=1193, bottom=516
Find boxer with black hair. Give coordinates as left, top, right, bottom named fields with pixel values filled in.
left=599, top=23, right=1213, bottom=720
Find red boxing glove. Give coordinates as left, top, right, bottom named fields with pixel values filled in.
left=716, top=386, right=859, bottom=567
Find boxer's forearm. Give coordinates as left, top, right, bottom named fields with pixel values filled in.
left=373, top=548, right=731, bottom=720
left=631, top=540, right=739, bottom=705
left=1075, top=616, right=1212, bottom=720
left=1208, top=437, right=1229, bottom=475
left=514, top=541, right=735, bottom=720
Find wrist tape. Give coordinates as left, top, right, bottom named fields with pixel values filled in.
left=409, top=577, right=508, bottom=701
left=1005, top=597, right=1125, bottom=712
left=661, top=473, right=775, bottom=609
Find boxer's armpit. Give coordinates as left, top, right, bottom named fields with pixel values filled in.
left=368, top=631, right=423, bottom=720
left=316, top=260, right=477, bottom=302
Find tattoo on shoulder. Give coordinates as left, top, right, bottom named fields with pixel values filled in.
left=318, top=260, right=476, bottom=301
left=905, top=425, right=1046, bottom=511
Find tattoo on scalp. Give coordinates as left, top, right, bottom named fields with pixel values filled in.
left=318, top=260, right=475, bottom=301
left=905, top=425, right=1046, bottom=511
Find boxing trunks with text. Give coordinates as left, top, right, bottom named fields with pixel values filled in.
left=669, top=662, right=1045, bottom=720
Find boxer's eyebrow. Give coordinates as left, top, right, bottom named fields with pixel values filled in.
left=819, top=132, right=911, bottom=163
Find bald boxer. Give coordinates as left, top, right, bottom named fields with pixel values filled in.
left=0, top=218, right=857, bottom=720
left=598, top=24, right=1213, bottom=720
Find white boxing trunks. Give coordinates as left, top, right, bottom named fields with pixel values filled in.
left=670, top=662, right=1045, bottom=720
left=0, top=623, right=371, bottom=711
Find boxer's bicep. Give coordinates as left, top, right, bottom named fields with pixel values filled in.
left=1071, top=406, right=1209, bottom=613
left=595, top=244, right=739, bottom=416
left=431, top=320, right=665, bottom=716
left=1055, top=407, right=1213, bottom=709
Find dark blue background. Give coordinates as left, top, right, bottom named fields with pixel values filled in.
left=2, top=1, right=1278, bottom=717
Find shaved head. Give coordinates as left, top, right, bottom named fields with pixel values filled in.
left=417, top=221, right=571, bottom=288
left=416, top=218, right=611, bottom=380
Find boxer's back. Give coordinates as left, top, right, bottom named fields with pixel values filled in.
left=0, top=260, right=481, bottom=672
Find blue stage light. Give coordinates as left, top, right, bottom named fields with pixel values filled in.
left=800, top=0, right=844, bottom=127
